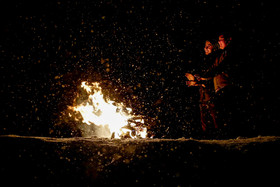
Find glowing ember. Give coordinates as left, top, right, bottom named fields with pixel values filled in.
left=69, top=81, right=147, bottom=139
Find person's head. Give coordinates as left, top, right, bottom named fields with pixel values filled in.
left=204, top=40, right=214, bottom=55
left=218, top=34, right=232, bottom=50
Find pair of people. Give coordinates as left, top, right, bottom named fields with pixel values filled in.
left=186, top=34, right=234, bottom=139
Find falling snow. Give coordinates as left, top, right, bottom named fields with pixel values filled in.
left=1, top=1, right=280, bottom=186
left=1, top=1, right=279, bottom=138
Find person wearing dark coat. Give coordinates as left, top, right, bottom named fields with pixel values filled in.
left=185, top=39, right=219, bottom=138
left=203, top=34, right=237, bottom=138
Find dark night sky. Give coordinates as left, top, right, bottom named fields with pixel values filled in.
left=1, top=0, right=279, bottom=138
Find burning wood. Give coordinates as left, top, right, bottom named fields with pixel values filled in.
left=68, top=81, right=147, bottom=139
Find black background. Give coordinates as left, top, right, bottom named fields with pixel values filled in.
left=1, top=0, right=279, bottom=138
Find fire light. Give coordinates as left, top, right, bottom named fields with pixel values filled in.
left=69, top=81, right=147, bottom=139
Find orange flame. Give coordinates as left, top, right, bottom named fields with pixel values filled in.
left=70, top=81, right=147, bottom=139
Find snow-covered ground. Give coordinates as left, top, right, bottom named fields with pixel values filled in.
left=1, top=135, right=279, bottom=186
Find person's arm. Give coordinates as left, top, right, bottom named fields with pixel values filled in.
left=194, top=74, right=212, bottom=81
left=204, top=47, right=233, bottom=77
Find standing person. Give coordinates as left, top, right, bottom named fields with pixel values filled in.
left=198, top=40, right=219, bottom=137
left=185, top=39, right=218, bottom=138
left=203, top=33, right=236, bottom=138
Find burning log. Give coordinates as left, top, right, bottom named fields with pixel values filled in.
left=63, top=81, right=148, bottom=139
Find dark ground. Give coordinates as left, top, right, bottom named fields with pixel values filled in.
left=1, top=135, right=280, bottom=186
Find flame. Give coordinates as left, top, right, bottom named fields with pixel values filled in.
left=70, top=81, right=147, bottom=139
